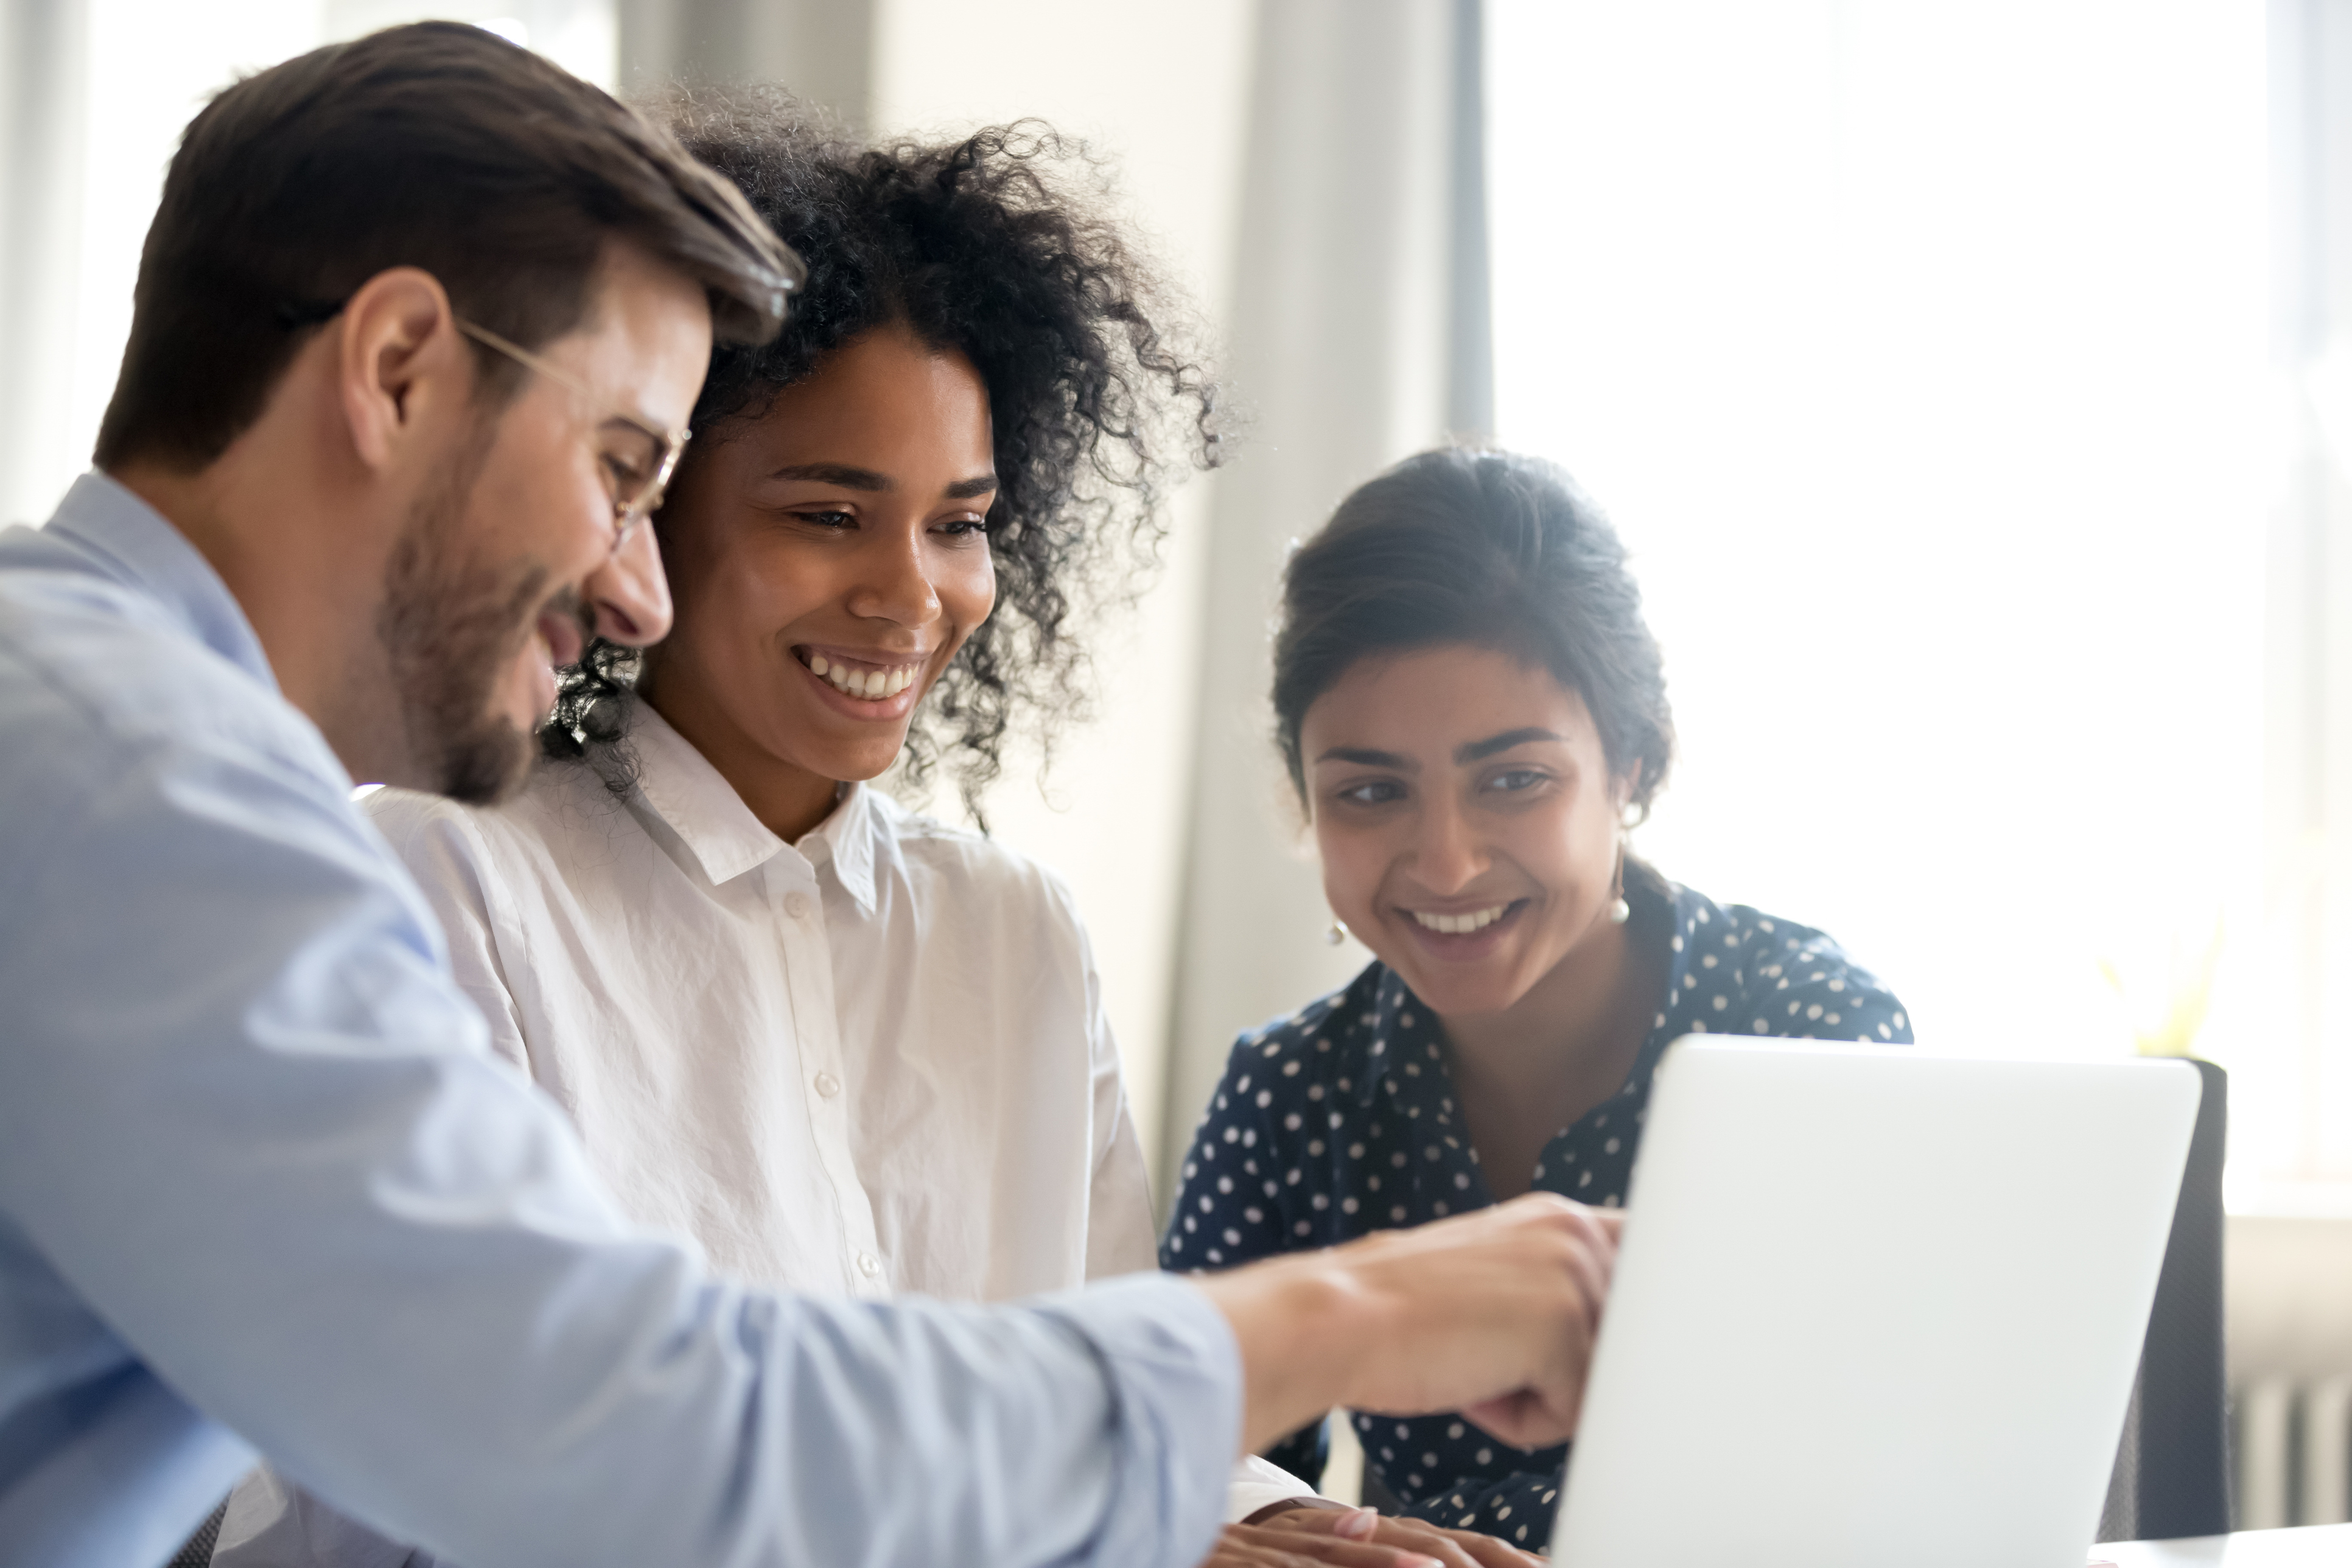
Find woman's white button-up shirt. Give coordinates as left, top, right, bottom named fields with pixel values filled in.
left=366, top=702, right=1157, bottom=1303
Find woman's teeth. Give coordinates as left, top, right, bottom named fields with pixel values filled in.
left=808, top=654, right=919, bottom=701
left=1411, top=904, right=1510, bottom=936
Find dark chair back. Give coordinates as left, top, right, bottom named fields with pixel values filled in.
left=2097, top=1058, right=2229, bottom=1542
left=167, top=1497, right=228, bottom=1567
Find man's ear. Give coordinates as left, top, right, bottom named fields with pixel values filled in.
left=335, top=267, right=467, bottom=472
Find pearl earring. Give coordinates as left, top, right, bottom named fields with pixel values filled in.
left=1326, top=919, right=1349, bottom=947
left=1608, top=837, right=1631, bottom=925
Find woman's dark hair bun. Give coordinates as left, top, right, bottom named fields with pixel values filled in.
left=1272, top=446, right=1674, bottom=817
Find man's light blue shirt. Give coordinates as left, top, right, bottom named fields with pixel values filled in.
left=0, top=474, right=1239, bottom=1568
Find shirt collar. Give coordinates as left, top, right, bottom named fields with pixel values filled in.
left=796, top=782, right=878, bottom=917
left=1349, top=966, right=1435, bottom=1109
left=623, top=703, right=881, bottom=914
left=626, top=703, right=789, bottom=886
left=43, top=471, right=276, bottom=691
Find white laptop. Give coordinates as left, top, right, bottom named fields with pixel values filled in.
left=1550, top=1037, right=2201, bottom=1568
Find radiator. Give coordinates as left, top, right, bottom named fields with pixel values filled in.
left=2234, top=1376, right=2352, bottom=1528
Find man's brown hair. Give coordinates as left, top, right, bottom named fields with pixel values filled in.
left=94, top=21, right=800, bottom=472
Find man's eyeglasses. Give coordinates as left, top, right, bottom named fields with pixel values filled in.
left=452, top=318, right=690, bottom=556
left=276, top=297, right=688, bottom=556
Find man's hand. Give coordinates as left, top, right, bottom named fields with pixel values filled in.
left=1205, top=1505, right=1545, bottom=1568
left=1191, top=1194, right=1622, bottom=1454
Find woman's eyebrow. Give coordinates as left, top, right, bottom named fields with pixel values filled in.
left=1314, top=746, right=1415, bottom=770
left=944, top=473, right=999, bottom=500
left=1454, top=727, right=1564, bottom=763
left=767, top=462, right=892, bottom=489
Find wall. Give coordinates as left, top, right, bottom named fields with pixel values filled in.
left=0, top=1, right=323, bottom=531
left=863, top=0, right=1259, bottom=1177
left=0, top=0, right=618, bottom=536
left=1159, top=0, right=1479, bottom=1200
left=2230, top=1213, right=2352, bottom=1382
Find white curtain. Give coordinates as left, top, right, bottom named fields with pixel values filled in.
left=1160, top=0, right=1490, bottom=1195
left=0, top=1, right=92, bottom=533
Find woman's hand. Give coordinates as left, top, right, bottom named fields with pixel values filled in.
left=1203, top=1505, right=1545, bottom=1568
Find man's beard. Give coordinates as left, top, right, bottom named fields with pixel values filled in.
left=376, top=452, right=583, bottom=805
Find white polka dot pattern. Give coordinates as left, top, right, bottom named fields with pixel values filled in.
left=1160, top=878, right=1911, bottom=1550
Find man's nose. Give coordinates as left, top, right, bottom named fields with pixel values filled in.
left=581, top=520, right=673, bottom=647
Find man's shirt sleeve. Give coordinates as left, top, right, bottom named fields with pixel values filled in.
left=0, top=634, right=1238, bottom=1568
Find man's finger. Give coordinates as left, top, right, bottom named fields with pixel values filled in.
left=1554, top=1231, right=1609, bottom=1338
left=1462, top=1369, right=1586, bottom=1449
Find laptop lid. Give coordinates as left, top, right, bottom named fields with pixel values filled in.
left=1550, top=1037, right=2201, bottom=1568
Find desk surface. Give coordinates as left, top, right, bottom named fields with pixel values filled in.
left=2101, top=1525, right=2352, bottom=1564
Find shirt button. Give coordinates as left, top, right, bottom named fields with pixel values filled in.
left=814, top=1071, right=841, bottom=1098
left=856, top=1251, right=881, bottom=1278
left=784, top=893, right=813, bottom=921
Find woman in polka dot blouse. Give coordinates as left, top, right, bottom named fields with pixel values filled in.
left=1160, top=447, right=1911, bottom=1553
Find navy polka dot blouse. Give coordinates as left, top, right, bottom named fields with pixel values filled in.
left=1159, top=872, right=1911, bottom=1552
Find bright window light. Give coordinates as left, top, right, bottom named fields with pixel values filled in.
left=1489, top=4, right=2286, bottom=1163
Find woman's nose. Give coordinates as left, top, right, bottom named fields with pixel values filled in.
left=581, top=520, right=673, bottom=647
left=1409, top=799, right=1486, bottom=893
left=845, top=523, right=942, bottom=627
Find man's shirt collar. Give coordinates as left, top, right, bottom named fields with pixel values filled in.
left=42, top=471, right=276, bottom=691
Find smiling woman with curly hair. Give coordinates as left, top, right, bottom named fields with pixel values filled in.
left=215, top=88, right=1453, bottom=1568
left=546, top=92, right=1219, bottom=814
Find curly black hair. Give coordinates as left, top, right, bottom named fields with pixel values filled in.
left=543, top=86, right=1222, bottom=815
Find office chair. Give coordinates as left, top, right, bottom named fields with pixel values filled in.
left=168, top=1498, right=228, bottom=1567
left=2096, top=1057, right=2230, bottom=1543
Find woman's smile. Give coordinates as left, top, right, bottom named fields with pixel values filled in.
left=794, top=644, right=929, bottom=713
left=1397, top=897, right=1533, bottom=957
